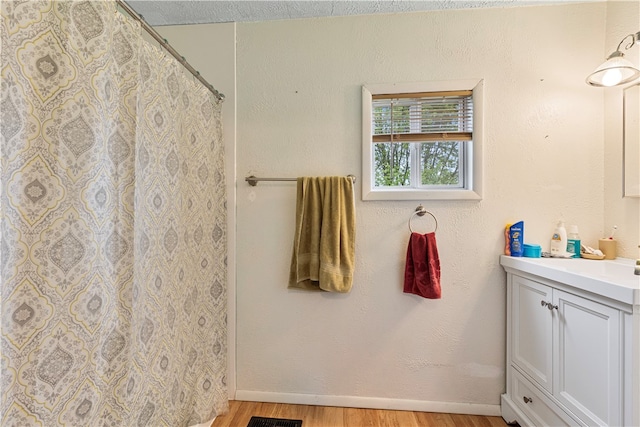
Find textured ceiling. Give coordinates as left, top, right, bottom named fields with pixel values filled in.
left=125, top=0, right=580, bottom=26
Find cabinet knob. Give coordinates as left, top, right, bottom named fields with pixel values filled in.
left=540, top=300, right=558, bottom=310
left=523, top=396, right=533, bottom=404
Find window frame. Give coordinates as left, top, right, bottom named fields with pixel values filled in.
left=362, top=79, right=484, bottom=201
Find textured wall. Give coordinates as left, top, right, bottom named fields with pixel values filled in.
left=603, top=1, right=640, bottom=258
left=234, top=3, right=606, bottom=411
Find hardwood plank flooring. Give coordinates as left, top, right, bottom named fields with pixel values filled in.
left=210, top=400, right=511, bottom=427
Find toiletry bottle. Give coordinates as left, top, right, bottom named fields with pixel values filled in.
left=550, top=221, right=567, bottom=257
left=508, top=221, right=524, bottom=257
left=567, top=225, right=581, bottom=258
left=504, top=224, right=512, bottom=256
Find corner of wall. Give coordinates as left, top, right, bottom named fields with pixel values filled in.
left=603, top=1, right=640, bottom=257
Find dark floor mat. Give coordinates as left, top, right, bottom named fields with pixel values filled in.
left=246, top=416, right=303, bottom=427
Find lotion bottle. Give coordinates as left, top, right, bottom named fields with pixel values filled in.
left=550, top=221, right=567, bottom=257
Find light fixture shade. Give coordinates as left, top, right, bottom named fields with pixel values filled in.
left=586, top=55, right=640, bottom=87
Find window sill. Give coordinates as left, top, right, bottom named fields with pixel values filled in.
left=362, top=188, right=482, bottom=201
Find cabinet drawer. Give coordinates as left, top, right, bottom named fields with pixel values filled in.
left=512, top=368, right=578, bottom=427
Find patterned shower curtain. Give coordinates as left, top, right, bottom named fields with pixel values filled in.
left=1, top=1, right=228, bottom=426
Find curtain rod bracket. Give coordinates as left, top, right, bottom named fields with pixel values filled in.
left=116, top=0, right=225, bottom=101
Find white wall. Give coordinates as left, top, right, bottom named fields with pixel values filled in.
left=234, top=3, right=607, bottom=413
left=603, top=1, right=640, bottom=258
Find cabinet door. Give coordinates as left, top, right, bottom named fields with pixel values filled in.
left=512, top=276, right=553, bottom=392
left=554, top=290, right=621, bottom=427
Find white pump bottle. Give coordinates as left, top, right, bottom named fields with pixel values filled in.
left=550, top=221, right=567, bottom=257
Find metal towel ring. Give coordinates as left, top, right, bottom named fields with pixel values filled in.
left=408, top=205, right=438, bottom=233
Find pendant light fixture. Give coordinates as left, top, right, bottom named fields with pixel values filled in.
left=587, top=31, right=640, bottom=87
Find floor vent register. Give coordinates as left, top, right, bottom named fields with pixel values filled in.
left=246, top=416, right=303, bottom=427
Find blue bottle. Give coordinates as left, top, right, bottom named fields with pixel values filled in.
left=566, top=225, right=581, bottom=258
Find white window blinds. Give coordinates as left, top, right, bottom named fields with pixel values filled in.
left=372, top=90, right=473, bottom=142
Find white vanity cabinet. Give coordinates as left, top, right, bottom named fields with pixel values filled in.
left=500, top=256, right=640, bottom=427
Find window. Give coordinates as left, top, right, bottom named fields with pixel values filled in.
left=362, top=80, right=483, bottom=200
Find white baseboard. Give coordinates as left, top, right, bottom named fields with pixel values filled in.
left=234, top=390, right=502, bottom=417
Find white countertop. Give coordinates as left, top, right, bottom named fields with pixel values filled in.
left=500, top=255, right=640, bottom=306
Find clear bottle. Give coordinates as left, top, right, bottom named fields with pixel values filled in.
left=567, top=225, right=581, bottom=258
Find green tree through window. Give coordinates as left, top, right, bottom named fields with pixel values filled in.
left=374, top=142, right=411, bottom=186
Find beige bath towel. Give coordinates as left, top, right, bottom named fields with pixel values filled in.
left=289, top=176, right=356, bottom=292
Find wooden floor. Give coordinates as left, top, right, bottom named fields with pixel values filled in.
left=211, top=400, right=511, bottom=427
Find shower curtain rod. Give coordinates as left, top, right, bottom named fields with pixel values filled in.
left=116, top=0, right=225, bottom=102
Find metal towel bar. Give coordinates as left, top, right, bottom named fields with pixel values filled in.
left=245, top=175, right=356, bottom=186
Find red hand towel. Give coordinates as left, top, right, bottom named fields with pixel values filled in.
left=404, top=232, right=441, bottom=299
